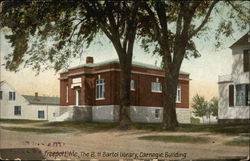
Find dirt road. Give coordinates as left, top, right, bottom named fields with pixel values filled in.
left=0, top=126, right=249, bottom=160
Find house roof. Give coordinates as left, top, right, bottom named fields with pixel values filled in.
left=230, top=32, right=250, bottom=49
left=65, top=59, right=190, bottom=75
left=22, top=95, right=60, bottom=105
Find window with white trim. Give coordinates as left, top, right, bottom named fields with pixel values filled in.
left=155, top=109, right=160, bottom=118
left=9, top=91, right=16, bottom=100
left=14, top=106, right=21, bottom=115
left=131, top=80, right=135, bottom=91
left=236, top=84, right=249, bottom=106
left=66, top=85, right=68, bottom=103
left=96, top=79, right=105, bottom=99
left=151, top=82, right=162, bottom=92
left=176, top=85, right=181, bottom=103
left=38, top=110, right=45, bottom=119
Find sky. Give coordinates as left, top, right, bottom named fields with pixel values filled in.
left=0, top=5, right=248, bottom=103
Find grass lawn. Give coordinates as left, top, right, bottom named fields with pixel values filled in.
left=134, top=123, right=250, bottom=135
left=0, top=126, right=70, bottom=134
left=44, top=121, right=249, bottom=135
left=0, top=119, right=47, bottom=124
left=44, top=121, right=119, bottom=131
left=223, top=138, right=250, bottom=146
left=138, top=135, right=210, bottom=143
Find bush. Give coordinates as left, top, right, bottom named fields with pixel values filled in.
left=191, top=117, right=200, bottom=124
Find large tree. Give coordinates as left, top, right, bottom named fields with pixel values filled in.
left=0, top=1, right=140, bottom=127
left=137, top=1, right=249, bottom=129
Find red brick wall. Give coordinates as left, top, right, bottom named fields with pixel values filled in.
left=60, top=62, right=190, bottom=108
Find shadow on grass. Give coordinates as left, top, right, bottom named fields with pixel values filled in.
left=0, top=119, right=47, bottom=124
left=223, top=138, right=250, bottom=146
left=42, top=121, right=249, bottom=135
left=138, top=135, right=210, bottom=143
left=135, top=123, right=250, bottom=135
left=44, top=121, right=119, bottom=132
left=0, top=126, right=71, bottom=134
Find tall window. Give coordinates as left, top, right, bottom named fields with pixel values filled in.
left=236, top=84, right=249, bottom=106
left=14, top=106, right=21, bottom=115
left=151, top=82, right=162, bottom=92
left=38, top=110, right=45, bottom=119
left=155, top=109, right=160, bottom=118
left=131, top=80, right=135, bottom=91
left=0, top=91, right=2, bottom=100
left=229, top=85, right=234, bottom=107
left=9, top=91, right=16, bottom=100
left=66, top=85, right=68, bottom=103
left=176, top=85, right=181, bottom=103
left=243, top=50, right=249, bottom=72
left=96, top=79, right=105, bottom=99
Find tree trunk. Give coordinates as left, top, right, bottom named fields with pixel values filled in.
left=162, top=72, right=179, bottom=130
left=119, top=60, right=132, bottom=129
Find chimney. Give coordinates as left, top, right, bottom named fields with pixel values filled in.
left=35, top=92, right=39, bottom=101
left=86, top=56, right=94, bottom=64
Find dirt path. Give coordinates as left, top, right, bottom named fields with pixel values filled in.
left=0, top=125, right=249, bottom=160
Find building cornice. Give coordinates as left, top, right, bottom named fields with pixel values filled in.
left=59, top=68, right=191, bottom=81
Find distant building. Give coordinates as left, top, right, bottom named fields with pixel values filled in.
left=57, top=57, right=191, bottom=123
left=0, top=81, right=60, bottom=121
left=218, top=33, right=250, bottom=123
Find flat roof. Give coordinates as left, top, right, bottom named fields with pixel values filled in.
left=62, top=59, right=189, bottom=75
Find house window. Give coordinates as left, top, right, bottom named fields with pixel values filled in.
left=14, top=106, right=21, bottom=115
left=0, top=91, right=2, bottom=100
left=151, top=82, right=162, bottom=92
left=236, top=84, right=249, bottom=106
left=66, top=85, right=68, bottom=103
left=96, top=79, right=105, bottom=99
left=176, top=85, right=181, bottom=103
left=243, top=50, right=249, bottom=72
left=155, top=109, right=160, bottom=118
left=229, top=85, right=234, bottom=107
left=131, top=80, right=135, bottom=91
left=9, top=91, right=16, bottom=100
left=38, top=110, right=45, bottom=119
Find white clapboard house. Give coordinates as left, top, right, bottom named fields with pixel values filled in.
left=0, top=80, right=60, bottom=121
left=218, top=33, right=250, bottom=123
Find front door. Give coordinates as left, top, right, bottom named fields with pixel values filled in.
left=76, top=89, right=81, bottom=106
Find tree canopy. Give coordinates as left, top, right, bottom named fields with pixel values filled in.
left=209, top=97, right=218, bottom=118
left=192, top=94, right=208, bottom=119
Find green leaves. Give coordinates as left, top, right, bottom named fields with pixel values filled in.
left=192, top=95, right=219, bottom=119
left=192, top=94, right=208, bottom=118
left=209, top=97, right=219, bottom=118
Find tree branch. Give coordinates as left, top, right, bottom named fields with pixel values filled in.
left=141, top=2, right=161, bottom=42
left=83, top=1, right=113, bottom=41
left=67, top=18, right=86, bottom=42
left=188, top=0, right=219, bottom=39
left=175, top=3, right=183, bottom=39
